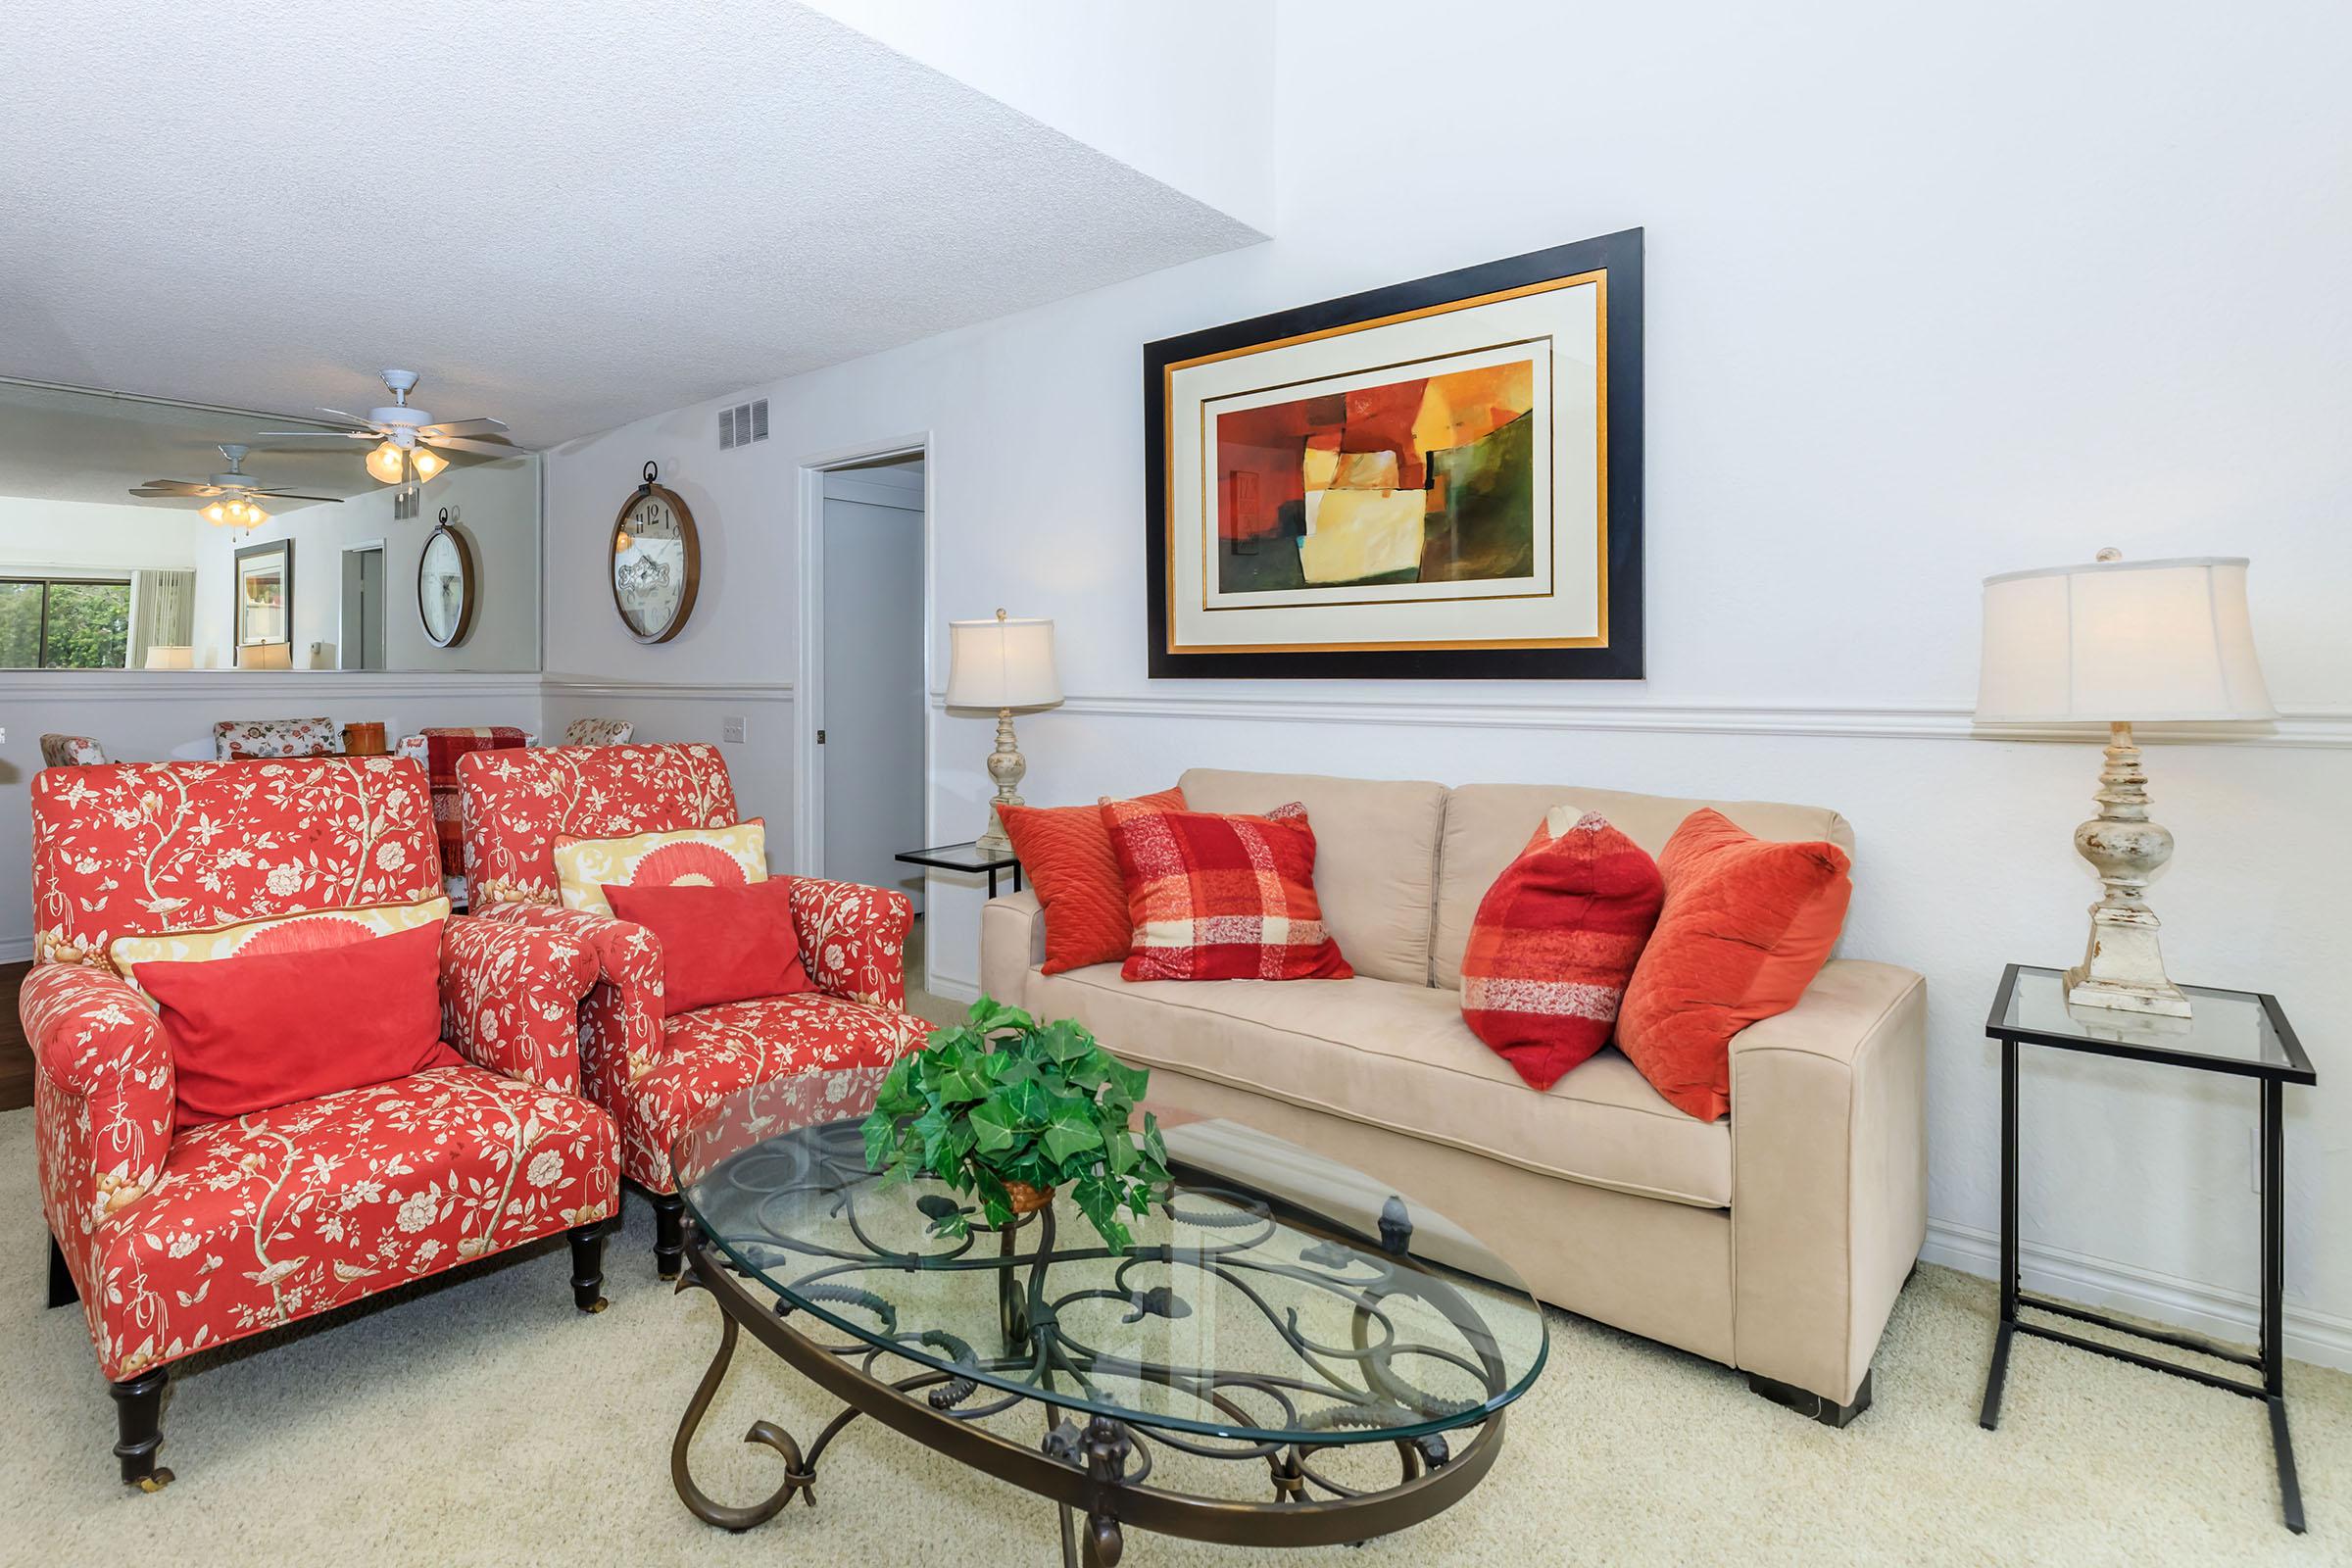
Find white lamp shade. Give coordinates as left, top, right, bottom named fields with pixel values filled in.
left=1977, top=555, right=2276, bottom=723
left=143, top=645, right=193, bottom=670
left=945, top=615, right=1062, bottom=710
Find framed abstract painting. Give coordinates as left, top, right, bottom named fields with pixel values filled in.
left=1144, top=228, right=1642, bottom=679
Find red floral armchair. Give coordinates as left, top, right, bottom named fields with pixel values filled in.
left=459, top=743, right=924, bottom=1276
left=27, top=758, right=620, bottom=1490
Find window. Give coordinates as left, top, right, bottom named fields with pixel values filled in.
left=0, top=576, right=133, bottom=669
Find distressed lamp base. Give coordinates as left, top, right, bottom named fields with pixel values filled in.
left=2064, top=720, right=2192, bottom=1020
left=974, top=707, right=1024, bottom=858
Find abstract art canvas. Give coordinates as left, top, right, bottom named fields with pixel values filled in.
left=1146, top=230, right=1642, bottom=679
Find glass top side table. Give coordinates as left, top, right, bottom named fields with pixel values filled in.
left=896, top=841, right=1023, bottom=899
left=1980, top=963, right=2317, bottom=1534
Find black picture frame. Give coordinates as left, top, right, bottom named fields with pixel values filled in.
left=231, top=538, right=294, bottom=665
left=1143, top=228, right=1643, bottom=680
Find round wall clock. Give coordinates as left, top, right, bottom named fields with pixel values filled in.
left=610, top=461, right=701, bottom=644
left=417, top=510, right=475, bottom=648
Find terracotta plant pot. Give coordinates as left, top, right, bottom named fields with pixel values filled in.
left=1004, top=1180, right=1055, bottom=1215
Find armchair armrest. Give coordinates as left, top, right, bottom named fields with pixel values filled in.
left=979, top=891, right=1045, bottom=1005
left=22, top=962, right=176, bottom=1234
left=1728, top=959, right=1928, bottom=1406
left=788, top=877, right=914, bottom=1008
left=475, top=903, right=665, bottom=1090
left=438, top=916, right=601, bottom=1095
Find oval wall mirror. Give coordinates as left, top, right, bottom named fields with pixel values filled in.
left=418, top=511, right=475, bottom=648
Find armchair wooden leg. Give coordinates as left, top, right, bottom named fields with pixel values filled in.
left=109, top=1368, right=172, bottom=1492
left=652, top=1191, right=686, bottom=1281
left=568, top=1221, right=612, bottom=1314
left=48, top=1231, right=78, bottom=1309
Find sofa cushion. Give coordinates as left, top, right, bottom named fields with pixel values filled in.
left=1025, top=964, right=1732, bottom=1208
left=1178, top=768, right=1446, bottom=987
left=1433, top=783, right=1854, bottom=990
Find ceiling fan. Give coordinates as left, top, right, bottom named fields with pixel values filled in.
left=129, top=444, right=343, bottom=528
left=258, top=368, right=515, bottom=485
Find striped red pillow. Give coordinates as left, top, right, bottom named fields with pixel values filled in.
left=1460, top=808, right=1666, bottom=1090
left=1101, top=798, right=1351, bottom=982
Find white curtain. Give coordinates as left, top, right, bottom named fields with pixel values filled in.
left=129, top=568, right=196, bottom=668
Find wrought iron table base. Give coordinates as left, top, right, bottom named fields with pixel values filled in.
left=670, top=1232, right=1503, bottom=1563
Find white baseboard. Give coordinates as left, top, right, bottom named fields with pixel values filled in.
left=0, top=935, right=31, bottom=965
left=1922, top=1216, right=2352, bottom=1372
left=922, top=972, right=981, bottom=1005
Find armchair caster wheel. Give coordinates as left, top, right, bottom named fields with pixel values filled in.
left=577, top=1296, right=610, bottom=1315
left=131, top=1468, right=175, bottom=1494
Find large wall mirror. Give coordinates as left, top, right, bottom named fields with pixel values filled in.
left=0, top=378, right=540, bottom=672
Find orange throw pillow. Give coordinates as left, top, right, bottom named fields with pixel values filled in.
left=998, top=787, right=1185, bottom=973
left=1460, top=808, right=1665, bottom=1090
left=1616, top=809, right=1852, bottom=1121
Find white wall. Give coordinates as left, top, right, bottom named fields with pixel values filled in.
left=540, top=1, right=2352, bottom=1362
left=188, top=457, right=541, bottom=671
left=804, top=0, right=1276, bottom=233
left=0, top=497, right=196, bottom=575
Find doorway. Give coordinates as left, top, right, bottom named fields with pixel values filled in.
left=811, top=454, right=927, bottom=919
left=339, top=541, right=387, bottom=670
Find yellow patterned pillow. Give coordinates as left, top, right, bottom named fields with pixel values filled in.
left=109, top=898, right=452, bottom=1002
left=553, top=819, right=768, bottom=916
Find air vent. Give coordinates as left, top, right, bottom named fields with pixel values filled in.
left=751, top=399, right=769, bottom=441
left=718, top=408, right=736, bottom=450
left=393, top=484, right=421, bottom=520
left=717, top=400, right=769, bottom=451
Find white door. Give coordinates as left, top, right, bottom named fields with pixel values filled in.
left=819, top=466, right=925, bottom=907
left=340, top=546, right=386, bottom=670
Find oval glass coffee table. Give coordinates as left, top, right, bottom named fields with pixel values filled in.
left=670, top=1064, right=1547, bottom=1564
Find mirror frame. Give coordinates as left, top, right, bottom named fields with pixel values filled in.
left=417, top=518, right=476, bottom=648
left=232, top=538, right=294, bottom=665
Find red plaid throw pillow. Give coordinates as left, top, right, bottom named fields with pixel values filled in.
left=1101, top=798, right=1351, bottom=982
left=1460, top=808, right=1666, bottom=1090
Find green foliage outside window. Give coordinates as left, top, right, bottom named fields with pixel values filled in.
left=0, top=578, right=131, bottom=668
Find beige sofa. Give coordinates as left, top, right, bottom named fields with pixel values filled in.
left=980, top=768, right=1927, bottom=1425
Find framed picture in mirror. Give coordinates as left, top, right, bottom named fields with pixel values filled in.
left=418, top=511, right=475, bottom=648
left=233, top=540, right=293, bottom=665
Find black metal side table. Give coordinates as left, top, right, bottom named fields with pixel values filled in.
left=1979, top=962, right=2317, bottom=1533
left=895, top=841, right=1023, bottom=899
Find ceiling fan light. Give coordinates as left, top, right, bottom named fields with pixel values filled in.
left=366, top=440, right=410, bottom=485
left=245, top=506, right=270, bottom=528
left=411, top=447, right=448, bottom=483
left=203, top=501, right=228, bottom=525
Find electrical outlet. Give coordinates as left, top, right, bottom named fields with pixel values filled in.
left=721, top=715, right=747, bottom=744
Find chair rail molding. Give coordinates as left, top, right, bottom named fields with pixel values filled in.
left=928, top=689, right=2352, bottom=750
left=0, top=670, right=547, bottom=703
left=539, top=673, right=795, bottom=705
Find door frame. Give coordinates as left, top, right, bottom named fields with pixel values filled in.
left=791, top=433, right=934, bottom=880
left=338, top=537, right=389, bottom=671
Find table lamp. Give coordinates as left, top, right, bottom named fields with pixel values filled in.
left=945, top=610, right=1063, bottom=857
left=143, top=646, right=193, bottom=670
left=1976, top=550, right=2276, bottom=1018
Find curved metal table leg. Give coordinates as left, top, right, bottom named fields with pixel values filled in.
left=670, top=1272, right=820, bottom=1531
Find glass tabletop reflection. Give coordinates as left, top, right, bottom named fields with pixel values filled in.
left=673, top=1065, right=1548, bottom=1446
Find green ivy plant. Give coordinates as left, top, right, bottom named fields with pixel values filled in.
left=861, top=997, right=1170, bottom=1251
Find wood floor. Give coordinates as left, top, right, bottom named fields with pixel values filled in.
left=0, top=961, right=28, bottom=1112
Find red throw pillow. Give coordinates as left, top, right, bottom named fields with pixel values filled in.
left=1616, top=809, right=1853, bottom=1121
left=1460, top=809, right=1666, bottom=1090
left=604, top=876, right=810, bottom=1014
left=999, top=786, right=1186, bottom=973
left=129, top=922, right=459, bottom=1130
left=1101, top=798, right=1351, bottom=982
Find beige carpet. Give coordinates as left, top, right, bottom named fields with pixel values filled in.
left=4, top=1102, right=2343, bottom=1566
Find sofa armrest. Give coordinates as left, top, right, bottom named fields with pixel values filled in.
left=979, top=891, right=1045, bottom=1005
left=439, top=916, right=601, bottom=1095
left=475, top=903, right=665, bottom=1088
left=789, top=877, right=913, bottom=1008
left=1728, top=959, right=1928, bottom=1406
left=23, top=962, right=176, bottom=1235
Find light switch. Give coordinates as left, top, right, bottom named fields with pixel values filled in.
left=721, top=715, right=747, bottom=744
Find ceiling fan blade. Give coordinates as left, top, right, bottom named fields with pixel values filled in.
left=254, top=429, right=369, bottom=438
left=247, top=490, right=344, bottom=503
left=421, top=435, right=522, bottom=458
left=415, top=416, right=509, bottom=439
left=315, top=408, right=376, bottom=426
left=130, top=481, right=215, bottom=497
